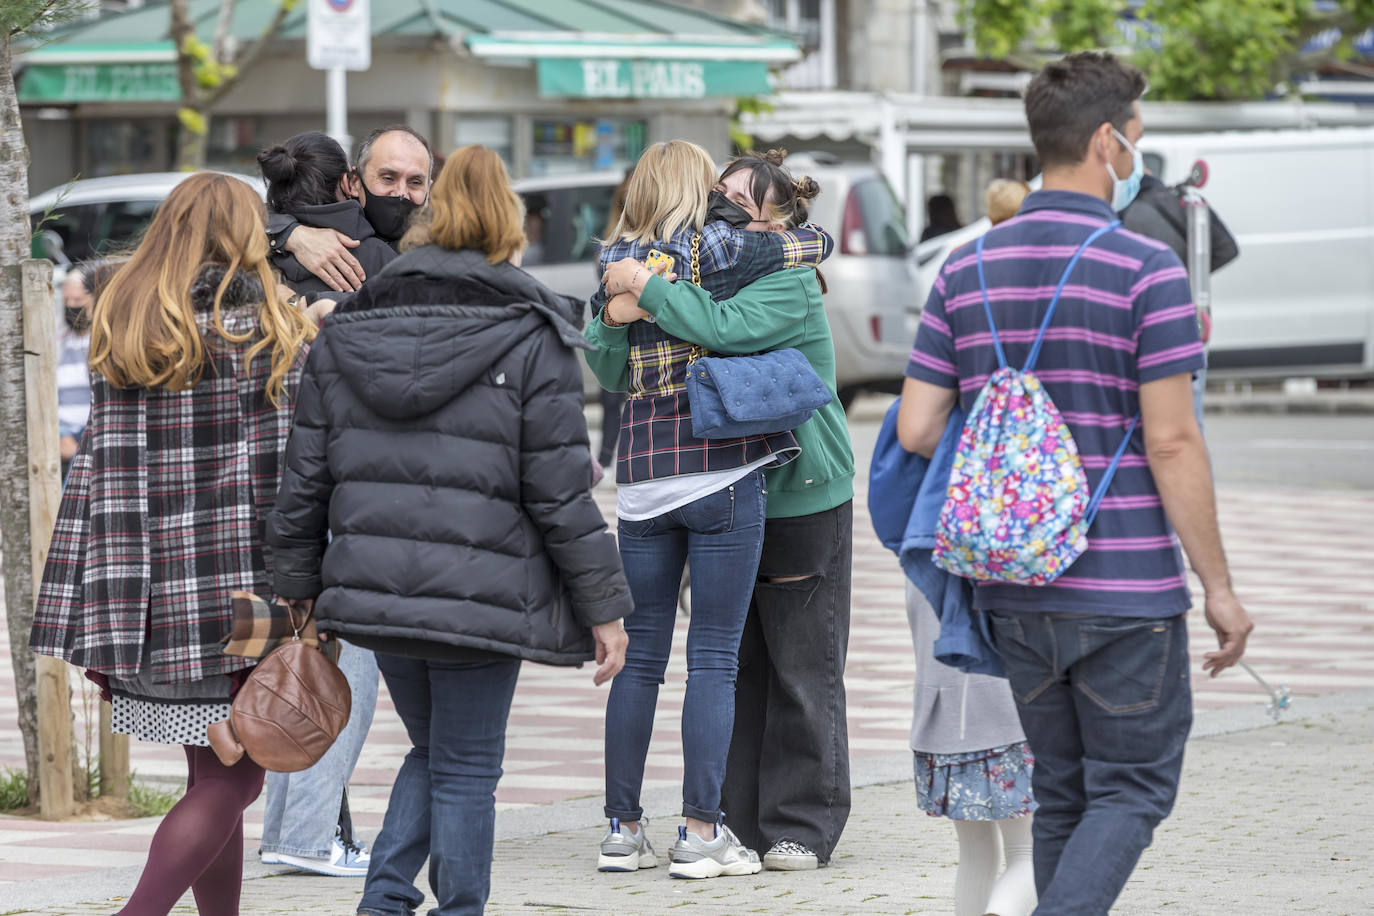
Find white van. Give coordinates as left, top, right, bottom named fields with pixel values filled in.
left=913, top=127, right=1374, bottom=379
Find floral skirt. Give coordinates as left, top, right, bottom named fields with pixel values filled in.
left=913, top=742, right=1037, bottom=821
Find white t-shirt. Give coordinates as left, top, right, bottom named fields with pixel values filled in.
left=615, top=454, right=773, bottom=521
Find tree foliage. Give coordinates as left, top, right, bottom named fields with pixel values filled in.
left=1, top=0, right=90, bottom=39
left=961, top=0, right=1374, bottom=100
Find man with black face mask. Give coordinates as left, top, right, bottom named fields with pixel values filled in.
left=267, top=126, right=434, bottom=292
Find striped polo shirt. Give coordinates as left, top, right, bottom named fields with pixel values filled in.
left=908, top=190, right=1204, bottom=618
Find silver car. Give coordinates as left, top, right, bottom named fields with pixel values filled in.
left=29, top=165, right=919, bottom=406
left=29, top=171, right=263, bottom=269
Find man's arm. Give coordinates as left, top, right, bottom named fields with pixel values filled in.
left=268, top=210, right=367, bottom=292
left=896, top=378, right=958, bottom=458
left=1140, top=372, right=1253, bottom=676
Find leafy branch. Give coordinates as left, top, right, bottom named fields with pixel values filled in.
left=960, top=0, right=1374, bottom=101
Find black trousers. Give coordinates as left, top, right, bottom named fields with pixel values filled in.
left=721, top=500, right=853, bottom=863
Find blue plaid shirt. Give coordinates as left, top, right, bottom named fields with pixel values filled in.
left=590, top=221, right=833, bottom=483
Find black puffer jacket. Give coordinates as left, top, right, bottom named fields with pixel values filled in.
left=267, top=246, right=632, bottom=665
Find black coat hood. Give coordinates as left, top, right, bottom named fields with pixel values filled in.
left=327, top=246, right=588, bottom=420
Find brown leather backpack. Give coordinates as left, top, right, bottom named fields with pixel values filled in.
left=207, top=600, right=351, bottom=772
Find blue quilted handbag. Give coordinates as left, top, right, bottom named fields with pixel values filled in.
left=685, top=347, right=833, bottom=439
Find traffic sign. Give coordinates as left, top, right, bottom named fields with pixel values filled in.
left=307, top=0, right=371, bottom=72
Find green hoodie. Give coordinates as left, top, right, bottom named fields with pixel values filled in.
left=635, top=267, right=855, bottom=519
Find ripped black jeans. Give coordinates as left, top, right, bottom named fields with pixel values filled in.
left=721, top=500, right=853, bottom=863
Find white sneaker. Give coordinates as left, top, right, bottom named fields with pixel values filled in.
left=668, top=824, right=761, bottom=879
left=260, top=849, right=282, bottom=865
left=274, top=836, right=371, bottom=877
left=597, top=817, right=658, bottom=872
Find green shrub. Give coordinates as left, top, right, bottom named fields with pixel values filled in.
left=129, top=777, right=182, bottom=818
left=0, top=769, right=30, bottom=810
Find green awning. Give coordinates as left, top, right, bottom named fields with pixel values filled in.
left=538, top=58, right=771, bottom=99
left=17, top=0, right=798, bottom=103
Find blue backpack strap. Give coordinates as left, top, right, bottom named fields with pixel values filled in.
left=1024, top=220, right=1122, bottom=373
left=1084, top=413, right=1140, bottom=527
left=975, top=235, right=1009, bottom=370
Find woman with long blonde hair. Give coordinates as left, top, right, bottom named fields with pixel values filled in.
left=31, top=172, right=314, bottom=916
left=584, top=140, right=835, bottom=879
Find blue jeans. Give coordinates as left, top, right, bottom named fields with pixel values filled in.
left=261, top=641, right=379, bottom=857
left=988, top=611, right=1192, bottom=915
left=604, top=470, right=767, bottom=823
left=358, top=654, right=521, bottom=916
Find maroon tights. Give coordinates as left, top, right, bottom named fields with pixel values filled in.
left=120, top=746, right=265, bottom=916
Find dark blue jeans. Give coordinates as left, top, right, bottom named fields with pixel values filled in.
left=358, top=654, right=521, bottom=916
left=604, top=470, right=767, bottom=823
left=988, top=611, right=1193, bottom=915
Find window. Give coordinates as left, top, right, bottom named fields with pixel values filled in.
left=94, top=199, right=162, bottom=255
left=518, top=183, right=618, bottom=267
left=31, top=205, right=98, bottom=263
left=842, top=178, right=910, bottom=256
left=86, top=119, right=172, bottom=177
left=454, top=117, right=513, bottom=169
left=530, top=118, right=646, bottom=177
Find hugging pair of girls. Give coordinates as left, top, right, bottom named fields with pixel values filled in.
left=585, top=142, right=856, bottom=879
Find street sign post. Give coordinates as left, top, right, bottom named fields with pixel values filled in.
left=307, top=0, right=371, bottom=148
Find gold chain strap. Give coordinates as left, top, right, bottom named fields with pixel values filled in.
left=687, top=234, right=705, bottom=364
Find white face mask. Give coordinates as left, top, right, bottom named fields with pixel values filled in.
left=1106, top=128, right=1144, bottom=211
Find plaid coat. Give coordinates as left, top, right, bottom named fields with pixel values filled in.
left=591, top=222, right=833, bottom=483
left=29, top=267, right=307, bottom=684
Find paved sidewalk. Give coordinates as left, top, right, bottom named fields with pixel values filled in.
left=7, top=692, right=1370, bottom=914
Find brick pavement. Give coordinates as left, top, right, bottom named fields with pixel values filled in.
left=11, top=699, right=1372, bottom=914
left=2, top=420, right=1373, bottom=892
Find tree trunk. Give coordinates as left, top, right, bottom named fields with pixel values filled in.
left=175, top=116, right=208, bottom=172
left=0, top=34, right=42, bottom=799
left=169, top=0, right=205, bottom=171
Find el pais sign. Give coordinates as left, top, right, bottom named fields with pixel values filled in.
left=537, top=59, right=771, bottom=100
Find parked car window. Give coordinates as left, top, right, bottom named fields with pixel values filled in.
left=94, top=199, right=162, bottom=255
left=517, top=184, right=614, bottom=267
left=851, top=178, right=910, bottom=256
left=31, top=205, right=98, bottom=263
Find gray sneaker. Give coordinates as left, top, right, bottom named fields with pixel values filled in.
left=763, top=838, right=820, bottom=871
left=668, top=824, right=761, bottom=879
left=597, top=817, right=658, bottom=872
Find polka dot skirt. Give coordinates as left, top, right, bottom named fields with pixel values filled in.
left=112, top=696, right=232, bottom=747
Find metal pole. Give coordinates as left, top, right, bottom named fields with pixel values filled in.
left=1182, top=160, right=1212, bottom=344
left=879, top=98, right=906, bottom=205
left=1181, top=160, right=1213, bottom=425
left=327, top=66, right=350, bottom=151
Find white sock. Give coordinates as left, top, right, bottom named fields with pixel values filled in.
left=953, top=820, right=1001, bottom=916
left=985, top=815, right=1037, bottom=916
